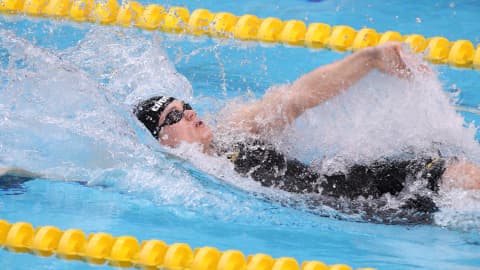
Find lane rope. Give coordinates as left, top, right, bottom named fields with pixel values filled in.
left=0, top=0, right=479, bottom=69
left=0, top=219, right=375, bottom=270
left=0, top=2, right=475, bottom=268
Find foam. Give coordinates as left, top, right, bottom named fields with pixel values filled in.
left=281, top=65, right=480, bottom=165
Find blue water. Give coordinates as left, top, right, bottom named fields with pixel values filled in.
left=2, top=178, right=479, bottom=270
left=1, top=0, right=480, bottom=270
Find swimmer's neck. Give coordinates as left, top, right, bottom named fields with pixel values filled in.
left=203, top=142, right=217, bottom=155
left=201, top=134, right=217, bottom=154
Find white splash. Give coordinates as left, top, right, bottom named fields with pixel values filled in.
left=61, top=27, right=194, bottom=105
left=1, top=24, right=480, bottom=228
left=0, top=27, right=286, bottom=225
left=283, top=66, right=480, bottom=165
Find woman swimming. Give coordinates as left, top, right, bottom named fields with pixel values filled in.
left=1, top=42, right=477, bottom=223
left=133, top=43, right=480, bottom=223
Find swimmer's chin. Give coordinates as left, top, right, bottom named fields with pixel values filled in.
left=197, top=126, right=214, bottom=151
left=194, top=134, right=213, bottom=153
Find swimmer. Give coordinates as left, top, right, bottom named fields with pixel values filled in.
left=1, top=43, right=478, bottom=223
left=132, top=42, right=480, bottom=223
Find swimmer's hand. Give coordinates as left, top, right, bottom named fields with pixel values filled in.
left=371, top=42, right=431, bottom=79
left=0, top=166, right=42, bottom=179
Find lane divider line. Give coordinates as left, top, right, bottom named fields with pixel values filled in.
left=0, top=219, right=375, bottom=270
left=0, top=0, right=479, bottom=69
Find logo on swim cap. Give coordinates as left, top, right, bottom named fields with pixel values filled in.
left=133, top=96, right=176, bottom=139
left=151, top=96, right=170, bottom=112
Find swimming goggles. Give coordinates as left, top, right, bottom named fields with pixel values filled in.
left=157, top=103, right=193, bottom=132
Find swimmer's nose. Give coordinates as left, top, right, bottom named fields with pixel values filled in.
left=184, top=109, right=196, bottom=121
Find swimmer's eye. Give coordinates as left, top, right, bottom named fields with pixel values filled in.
left=157, top=103, right=193, bottom=131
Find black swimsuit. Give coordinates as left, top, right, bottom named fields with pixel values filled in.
left=221, top=139, right=446, bottom=223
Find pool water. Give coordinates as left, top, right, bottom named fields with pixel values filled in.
left=1, top=0, right=480, bottom=270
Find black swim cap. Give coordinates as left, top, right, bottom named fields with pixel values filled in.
left=133, top=96, right=175, bottom=139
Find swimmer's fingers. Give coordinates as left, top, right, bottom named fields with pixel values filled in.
left=400, top=50, right=434, bottom=78
left=374, top=42, right=410, bottom=78
left=374, top=42, right=433, bottom=79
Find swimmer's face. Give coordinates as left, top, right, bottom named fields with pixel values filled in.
left=157, top=100, right=213, bottom=148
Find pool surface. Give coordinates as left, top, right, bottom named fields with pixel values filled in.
left=1, top=0, right=480, bottom=269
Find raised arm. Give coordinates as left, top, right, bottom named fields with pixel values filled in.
left=225, top=43, right=410, bottom=134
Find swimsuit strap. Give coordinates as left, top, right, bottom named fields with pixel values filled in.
left=422, top=157, right=446, bottom=192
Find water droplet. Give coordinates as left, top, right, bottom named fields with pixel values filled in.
left=449, top=2, right=456, bottom=8
left=415, top=17, right=422, bottom=23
